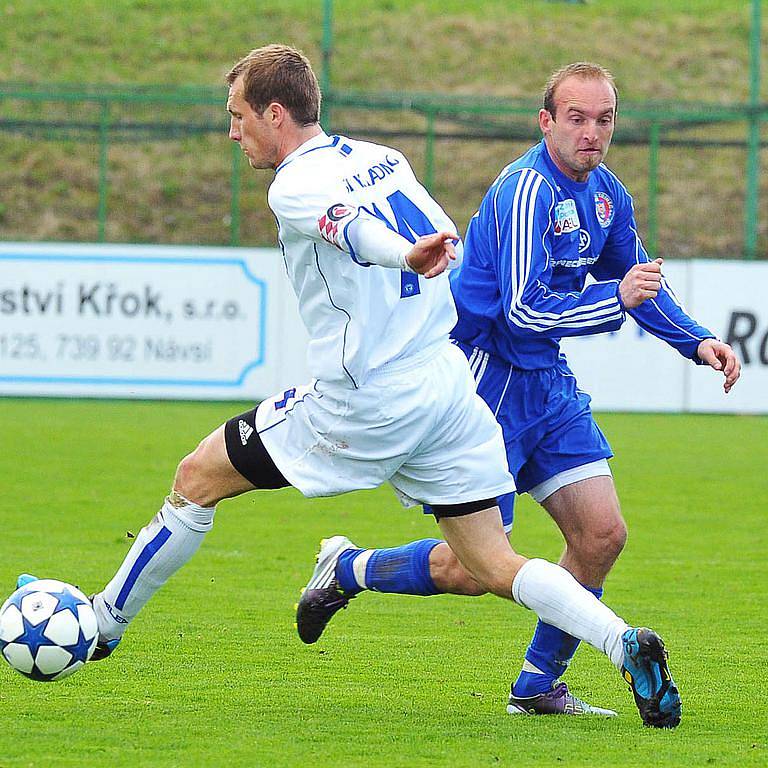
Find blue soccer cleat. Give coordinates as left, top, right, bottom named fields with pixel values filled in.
left=16, top=573, right=39, bottom=588
left=621, top=627, right=681, bottom=728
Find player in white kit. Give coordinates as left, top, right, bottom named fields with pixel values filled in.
left=25, top=45, right=679, bottom=727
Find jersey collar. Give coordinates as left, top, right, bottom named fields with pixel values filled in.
left=275, top=132, right=340, bottom=174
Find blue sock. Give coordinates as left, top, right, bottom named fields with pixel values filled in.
left=336, top=539, right=443, bottom=596
left=513, top=584, right=604, bottom=697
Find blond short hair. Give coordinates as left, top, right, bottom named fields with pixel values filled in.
left=226, top=44, right=321, bottom=125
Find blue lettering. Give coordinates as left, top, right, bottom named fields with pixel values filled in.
left=368, top=166, right=386, bottom=185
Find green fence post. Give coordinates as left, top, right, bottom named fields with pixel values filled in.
left=321, top=0, right=333, bottom=131
left=97, top=99, right=110, bottom=242
left=744, top=0, right=761, bottom=259
left=230, top=139, right=241, bottom=247
left=425, top=109, right=435, bottom=193
left=648, top=121, right=660, bottom=259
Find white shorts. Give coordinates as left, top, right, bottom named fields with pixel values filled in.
left=255, top=341, right=516, bottom=506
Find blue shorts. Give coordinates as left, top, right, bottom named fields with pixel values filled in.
left=451, top=341, right=612, bottom=530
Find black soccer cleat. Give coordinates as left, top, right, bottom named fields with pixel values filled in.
left=87, top=594, right=122, bottom=661
left=295, top=536, right=357, bottom=644
left=89, top=636, right=121, bottom=661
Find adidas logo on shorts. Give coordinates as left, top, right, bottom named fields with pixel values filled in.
left=239, top=419, right=254, bottom=446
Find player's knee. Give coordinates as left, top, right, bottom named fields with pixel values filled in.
left=173, top=442, right=213, bottom=504
left=429, top=543, right=486, bottom=596
left=579, top=514, right=627, bottom=566
left=462, top=552, right=526, bottom=599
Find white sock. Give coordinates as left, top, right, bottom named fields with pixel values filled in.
left=512, top=559, right=629, bottom=670
left=93, top=493, right=215, bottom=641
left=351, top=550, right=374, bottom=589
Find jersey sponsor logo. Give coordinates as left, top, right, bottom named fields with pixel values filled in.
left=318, top=204, right=355, bottom=249
left=578, top=229, right=591, bottom=253
left=594, top=192, right=614, bottom=228
left=553, top=199, right=580, bottom=235
left=238, top=419, right=254, bottom=445
left=551, top=254, right=599, bottom=268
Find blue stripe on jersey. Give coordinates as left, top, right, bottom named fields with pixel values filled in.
left=115, top=525, right=172, bottom=610
left=275, top=136, right=341, bottom=174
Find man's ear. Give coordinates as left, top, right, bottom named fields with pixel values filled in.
left=266, top=101, right=287, bottom=127
left=538, top=107, right=554, bottom=136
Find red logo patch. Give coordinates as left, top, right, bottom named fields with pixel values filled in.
left=318, top=214, right=340, bottom=247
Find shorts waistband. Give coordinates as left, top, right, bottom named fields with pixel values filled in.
left=365, top=338, right=446, bottom=379
left=455, top=340, right=566, bottom=376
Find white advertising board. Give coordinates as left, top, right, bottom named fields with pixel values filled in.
left=686, top=260, right=768, bottom=414
left=1, top=244, right=766, bottom=413
left=562, top=259, right=768, bottom=414
left=561, top=263, right=689, bottom=412
left=0, top=243, right=309, bottom=400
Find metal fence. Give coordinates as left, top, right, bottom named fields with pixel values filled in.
left=0, top=83, right=766, bottom=259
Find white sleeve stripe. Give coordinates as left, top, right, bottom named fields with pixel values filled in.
left=508, top=309, right=623, bottom=332
left=513, top=291, right=623, bottom=321
left=514, top=294, right=624, bottom=323
left=645, top=299, right=707, bottom=342
left=660, top=276, right=683, bottom=308
left=513, top=169, right=539, bottom=298
left=507, top=168, right=622, bottom=329
left=467, top=346, right=479, bottom=372
left=475, top=351, right=489, bottom=384
left=493, top=166, right=525, bottom=252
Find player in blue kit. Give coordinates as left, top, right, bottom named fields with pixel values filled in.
left=297, top=62, right=740, bottom=717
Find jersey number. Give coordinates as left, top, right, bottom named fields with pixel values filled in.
left=369, top=190, right=438, bottom=299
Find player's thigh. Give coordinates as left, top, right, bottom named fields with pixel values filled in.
left=516, top=370, right=613, bottom=497
left=393, top=343, right=515, bottom=506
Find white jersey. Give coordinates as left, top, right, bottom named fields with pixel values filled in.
left=268, top=132, right=459, bottom=388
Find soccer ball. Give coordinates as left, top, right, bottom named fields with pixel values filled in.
left=0, top=579, right=99, bottom=682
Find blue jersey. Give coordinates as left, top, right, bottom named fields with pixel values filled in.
left=451, top=140, right=714, bottom=369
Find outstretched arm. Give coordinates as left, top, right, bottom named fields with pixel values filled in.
left=594, top=192, right=719, bottom=362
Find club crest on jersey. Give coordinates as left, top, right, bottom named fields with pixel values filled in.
left=318, top=203, right=355, bottom=249
left=594, top=192, right=614, bottom=228
left=553, top=199, right=580, bottom=235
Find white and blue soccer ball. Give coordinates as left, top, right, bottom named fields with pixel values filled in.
left=0, top=579, right=98, bottom=682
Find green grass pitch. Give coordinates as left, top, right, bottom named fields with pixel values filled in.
left=0, top=399, right=765, bottom=767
